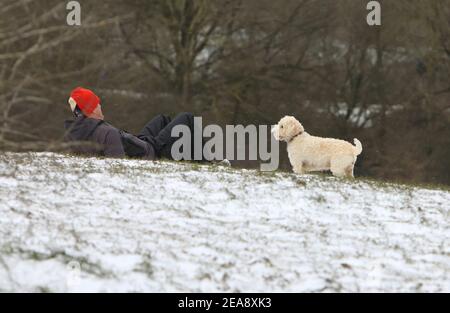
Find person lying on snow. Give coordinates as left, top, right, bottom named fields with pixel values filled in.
left=64, top=87, right=226, bottom=164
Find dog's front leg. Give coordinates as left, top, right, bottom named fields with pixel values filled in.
left=293, top=163, right=305, bottom=174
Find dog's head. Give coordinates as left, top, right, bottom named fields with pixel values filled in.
left=272, top=116, right=304, bottom=142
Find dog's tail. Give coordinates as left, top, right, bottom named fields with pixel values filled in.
left=353, top=138, right=362, bottom=156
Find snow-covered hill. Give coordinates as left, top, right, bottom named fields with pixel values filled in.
left=0, top=152, right=448, bottom=292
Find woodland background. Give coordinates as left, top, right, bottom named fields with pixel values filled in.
left=0, top=0, right=449, bottom=185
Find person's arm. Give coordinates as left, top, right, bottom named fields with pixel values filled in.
left=104, top=128, right=126, bottom=158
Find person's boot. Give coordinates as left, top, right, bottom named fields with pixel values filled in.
left=219, top=159, right=231, bottom=167
left=213, top=159, right=231, bottom=167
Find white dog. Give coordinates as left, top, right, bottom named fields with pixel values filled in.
left=272, top=116, right=362, bottom=178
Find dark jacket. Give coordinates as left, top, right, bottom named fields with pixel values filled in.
left=64, top=116, right=156, bottom=159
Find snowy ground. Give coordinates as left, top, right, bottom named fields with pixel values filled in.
left=0, top=152, right=449, bottom=292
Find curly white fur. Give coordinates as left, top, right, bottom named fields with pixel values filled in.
left=272, top=116, right=363, bottom=178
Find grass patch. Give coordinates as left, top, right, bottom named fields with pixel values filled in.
left=3, top=152, right=448, bottom=192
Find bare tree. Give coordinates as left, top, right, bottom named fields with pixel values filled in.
left=0, top=0, right=131, bottom=149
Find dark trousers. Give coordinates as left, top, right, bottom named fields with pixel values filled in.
left=137, top=112, right=201, bottom=160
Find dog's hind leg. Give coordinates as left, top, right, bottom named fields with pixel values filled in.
left=344, top=164, right=354, bottom=178
left=330, top=156, right=350, bottom=178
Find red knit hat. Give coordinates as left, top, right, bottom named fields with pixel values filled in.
left=68, top=87, right=100, bottom=115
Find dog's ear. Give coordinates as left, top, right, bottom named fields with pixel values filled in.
left=293, top=119, right=304, bottom=135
